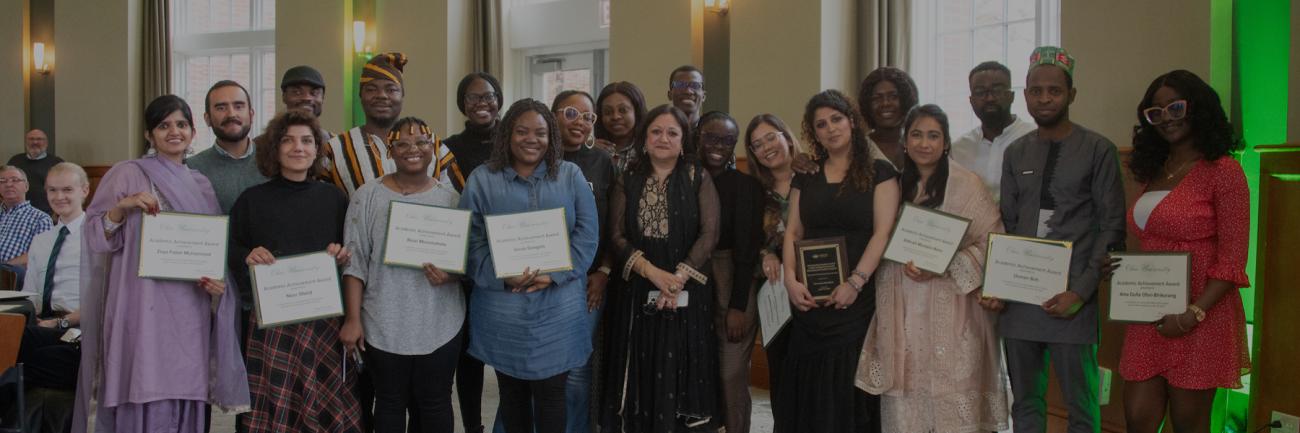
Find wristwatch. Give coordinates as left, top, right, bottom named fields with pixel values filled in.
left=57, top=318, right=71, bottom=330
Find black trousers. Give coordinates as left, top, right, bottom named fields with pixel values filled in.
left=456, top=294, right=486, bottom=431
left=18, top=326, right=79, bottom=390
left=495, top=371, right=567, bottom=433
left=366, top=333, right=462, bottom=433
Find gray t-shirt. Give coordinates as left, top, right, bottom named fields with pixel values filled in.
left=343, top=178, right=465, bottom=355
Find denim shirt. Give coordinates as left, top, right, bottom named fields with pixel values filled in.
left=460, top=160, right=599, bottom=379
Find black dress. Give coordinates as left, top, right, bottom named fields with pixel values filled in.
left=600, top=162, right=721, bottom=433
left=773, top=159, right=897, bottom=433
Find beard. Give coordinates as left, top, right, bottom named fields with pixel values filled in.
left=214, top=121, right=252, bottom=142
left=1031, top=106, right=1069, bottom=128
left=975, top=105, right=1011, bottom=127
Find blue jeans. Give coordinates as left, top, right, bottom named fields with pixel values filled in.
left=494, top=304, right=602, bottom=433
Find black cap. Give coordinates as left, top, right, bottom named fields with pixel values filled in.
left=280, top=65, right=325, bottom=91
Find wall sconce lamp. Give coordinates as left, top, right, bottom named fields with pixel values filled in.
left=352, top=21, right=371, bottom=56
left=705, top=0, right=729, bottom=15
left=33, top=42, right=50, bottom=75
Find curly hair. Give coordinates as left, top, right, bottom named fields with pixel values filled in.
left=802, top=89, right=874, bottom=194
left=486, top=99, right=563, bottom=180
left=255, top=109, right=327, bottom=178
left=1129, top=70, right=1241, bottom=184
left=744, top=113, right=803, bottom=190
left=858, top=67, right=919, bottom=130
left=899, top=104, right=951, bottom=208
left=628, top=104, right=695, bottom=176
left=594, top=81, right=648, bottom=142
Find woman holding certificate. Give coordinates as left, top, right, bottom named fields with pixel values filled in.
left=1117, top=70, right=1250, bottom=433
left=778, top=90, right=899, bottom=433
left=599, top=104, right=721, bottom=432
left=73, top=95, right=249, bottom=432
left=459, top=99, right=599, bottom=433
left=743, top=113, right=800, bottom=407
left=856, top=105, right=1008, bottom=432
left=341, top=117, right=467, bottom=432
left=228, top=110, right=359, bottom=432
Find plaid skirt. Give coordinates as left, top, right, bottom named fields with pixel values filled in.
left=240, top=315, right=363, bottom=433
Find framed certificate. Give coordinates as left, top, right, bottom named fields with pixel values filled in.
left=382, top=201, right=472, bottom=273
left=1107, top=252, right=1191, bottom=323
left=982, top=233, right=1072, bottom=305
left=794, top=237, right=848, bottom=300
left=883, top=203, right=972, bottom=274
left=250, top=251, right=345, bottom=328
left=757, top=275, right=792, bottom=348
left=137, top=211, right=229, bottom=281
left=484, top=208, right=574, bottom=278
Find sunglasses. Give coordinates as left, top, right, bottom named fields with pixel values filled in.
left=556, top=106, right=598, bottom=124
left=1142, top=100, right=1187, bottom=125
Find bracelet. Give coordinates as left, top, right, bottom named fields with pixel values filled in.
left=596, top=266, right=612, bottom=276
left=1187, top=305, right=1206, bottom=322
left=847, top=277, right=863, bottom=292
left=851, top=269, right=870, bottom=282
left=1173, top=314, right=1189, bottom=332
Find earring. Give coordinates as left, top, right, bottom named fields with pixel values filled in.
left=585, top=133, right=596, bottom=149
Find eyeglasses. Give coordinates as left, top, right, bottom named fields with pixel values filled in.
left=556, top=106, right=598, bottom=124
left=749, top=131, right=784, bottom=151
left=700, top=132, right=737, bottom=147
left=1142, top=99, right=1188, bottom=125
left=670, top=80, right=704, bottom=92
left=971, top=86, right=1011, bottom=99
left=0, top=178, right=26, bottom=185
left=465, top=92, right=498, bottom=106
left=391, top=141, right=435, bottom=151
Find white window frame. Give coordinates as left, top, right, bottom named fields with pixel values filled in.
left=170, top=0, right=276, bottom=152
left=909, top=0, right=1060, bottom=135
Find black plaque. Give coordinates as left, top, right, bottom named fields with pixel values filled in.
left=795, top=237, right=849, bottom=300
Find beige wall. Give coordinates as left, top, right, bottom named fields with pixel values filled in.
left=1061, top=0, right=1211, bottom=149
left=276, top=0, right=351, bottom=134
left=375, top=0, right=474, bottom=137
left=609, top=0, right=703, bottom=109
left=0, top=0, right=28, bottom=159
left=54, top=0, right=141, bottom=165
left=730, top=0, right=858, bottom=154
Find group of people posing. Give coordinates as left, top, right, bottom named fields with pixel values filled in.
left=14, top=44, right=1246, bottom=433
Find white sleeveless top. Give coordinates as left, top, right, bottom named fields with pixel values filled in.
left=1134, top=191, right=1171, bottom=230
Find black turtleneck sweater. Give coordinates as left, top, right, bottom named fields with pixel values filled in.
left=228, top=176, right=349, bottom=306
left=444, top=121, right=496, bottom=191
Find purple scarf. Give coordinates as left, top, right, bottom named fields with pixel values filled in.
left=73, top=155, right=250, bottom=432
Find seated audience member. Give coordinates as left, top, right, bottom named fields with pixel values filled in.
left=0, top=164, right=55, bottom=289
left=6, top=129, right=64, bottom=214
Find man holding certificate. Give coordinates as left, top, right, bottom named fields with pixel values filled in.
left=459, top=99, right=598, bottom=433
left=228, top=110, right=360, bottom=432
left=986, top=47, right=1126, bottom=433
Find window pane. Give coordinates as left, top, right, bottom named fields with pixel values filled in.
left=939, top=32, right=973, bottom=93
left=231, top=0, right=251, bottom=31
left=261, top=0, right=277, bottom=29
left=974, top=0, right=1005, bottom=26
left=262, top=52, right=276, bottom=94
left=1007, top=20, right=1036, bottom=86
left=973, top=26, right=1004, bottom=66
left=231, top=54, right=251, bottom=86
left=210, top=0, right=230, bottom=33
left=1008, top=0, right=1036, bottom=21
left=939, top=0, right=972, bottom=30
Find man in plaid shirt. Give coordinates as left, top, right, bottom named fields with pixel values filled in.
left=0, top=165, right=53, bottom=289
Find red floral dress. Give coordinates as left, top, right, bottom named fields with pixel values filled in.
left=1119, top=156, right=1252, bottom=389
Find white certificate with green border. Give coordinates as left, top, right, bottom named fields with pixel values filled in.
left=485, top=207, right=573, bottom=278
left=982, top=233, right=1073, bottom=305
left=137, top=211, right=229, bottom=281
left=250, top=251, right=344, bottom=328
left=382, top=201, right=472, bottom=273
